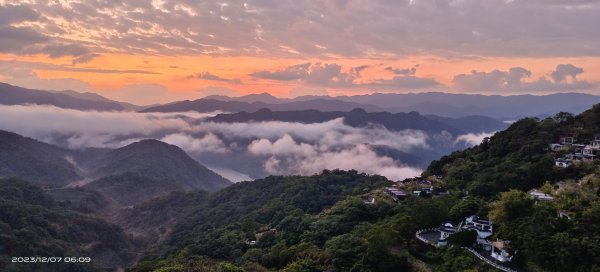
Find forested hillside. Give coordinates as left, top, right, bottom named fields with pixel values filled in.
left=0, top=130, right=82, bottom=185
left=422, top=104, right=600, bottom=271
left=90, top=139, right=231, bottom=192
left=0, top=178, right=136, bottom=272
left=426, top=104, right=600, bottom=196
left=128, top=170, right=485, bottom=272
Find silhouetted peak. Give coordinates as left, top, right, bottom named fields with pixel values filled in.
left=255, top=108, right=273, bottom=114
left=124, top=139, right=182, bottom=151
left=247, top=92, right=276, bottom=98
left=349, top=108, right=367, bottom=115
left=136, top=139, right=165, bottom=144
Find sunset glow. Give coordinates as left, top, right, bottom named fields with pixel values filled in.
left=1, top=0, right=599, bottom=104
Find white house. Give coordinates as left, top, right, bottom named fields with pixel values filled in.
left=383, top=187, right=408, bottom=201
left=554, top=158, right=572, bottom=168
left=591, top=135, right=600, bottom=149
left=583, top=145, right=595, bottom=156
left=549, top=143, right=568, bottom=152
left=437, top=222, right=456, bottom=247
left=463, top=215, right=493, bottom=248
left=529, top=189, right=554, bottom=201
left=559, top=135, right=576, bottom=145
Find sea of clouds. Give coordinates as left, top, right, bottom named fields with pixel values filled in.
left=0, top=105, right=491, bottom=181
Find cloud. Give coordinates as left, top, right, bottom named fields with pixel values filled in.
left=0, top=4, right=97, bottom=62
left=251, top=62, right=438, bottom=89
left=248, top=134, right=317, bottom=157
left=0, top=60, right=157, bottom=74
left=0, top=104, right=505, bottom=181
left=452, top=64, right=594, bottom=93
left=0, top=4, right=39, bottom=25
left=297, top=144, right=423, bottom=180
left=0, top=105, right=197, bottom=148
left=2, top=1, right=599, bottom=58
left=23, top=43, right=97, bottom=64
left=162, top=133, right=230, bottom=154
left=0, top=26, right=48, bottom=53
left=455, top=132, right=495, bottom=146
left=187, top=71, right=242, bottom=84
left=224, top=120, right=431, bottom=179
left=260, top=142, right=422, bottom=181
left=550, top=64, right=584, bottom=83
left=351, top=65, right=369, bottom=76
left=251, top=63, right=362, bottom=88
left=196, top=118, right=430, bottom=152
left=0, top=105, right=430, bottom=152
left=0, top=5, right=46, bottom=53
left=385, top=66, right=417, bottom=75
left=72, top=54, right=101, bottom=65
left=0, top=105, right=440, bottom=180
left=250, top=63, right=312, bottom=81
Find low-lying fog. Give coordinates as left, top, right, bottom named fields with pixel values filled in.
left=0, top=105, right=493, bottom=182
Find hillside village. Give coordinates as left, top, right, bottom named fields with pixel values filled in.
left=362, top=119, right=600, bottom=272
left=369, top=176, right=519, bottom=271
left=364, top=168, right=599, bottom=272
left=552, top=134, right=600, bottom=167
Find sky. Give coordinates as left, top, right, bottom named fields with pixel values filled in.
left=1, top=0, right=600, bottom=104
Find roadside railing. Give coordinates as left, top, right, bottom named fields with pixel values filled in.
left=463, top=247, right=517, bottom=272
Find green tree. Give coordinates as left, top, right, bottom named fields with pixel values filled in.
left=217, top=262, right=244, bottom=272
left=489, top=190, right=534, bottom=227
left=447, top=230, right=477, bottom=247
left=324, top=234, right=368, bottom=271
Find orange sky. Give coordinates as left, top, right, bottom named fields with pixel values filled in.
left=2, top=52, right=599, bottom=104
left=1, top=1, right=599, bottom=104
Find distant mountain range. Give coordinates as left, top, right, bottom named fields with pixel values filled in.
left=337, top=92, right=600, bottom=119
left=207, top=108, right=507, bottom=134
left=140, top=98, right=384, bottom=113
left=47, top=89, right=144, bottom=111
left=0, top=130, right=231, bottom=205
left=143, top=91, right=600, bottom=119
left=3, top=81, right=600, bottom=120
left=0, top=82, right=126, bottom=111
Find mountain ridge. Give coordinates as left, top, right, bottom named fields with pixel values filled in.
left=207, top=108, right=507, bottom=134
left=0, top=130, right=82, bottom=185
left=0, top=130, right=232, bottom=205
left=140, top=98, right=384, bottom=113
left=89, top=139, right=231, bottom=192
left=3, top=81, right=599, bottom=119
left=0, top=82, right=126, bottom=111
